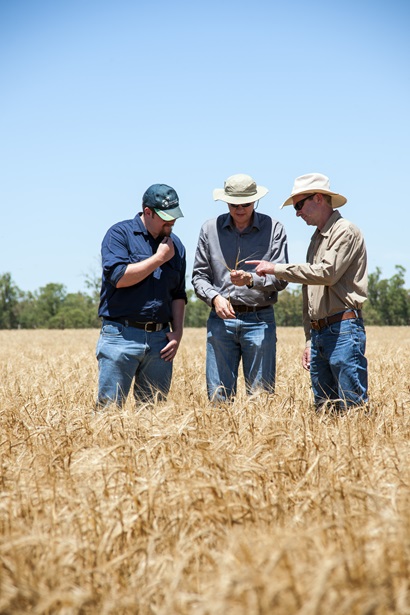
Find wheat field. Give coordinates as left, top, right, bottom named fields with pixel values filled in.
left=0, top=326, right=409, bottom=615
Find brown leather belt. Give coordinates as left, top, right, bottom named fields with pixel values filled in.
left=103, top=317, right=169, bottom=332
left=310, top=309, right=362, bottom=331
left=231, top=305, right=271, bottom=313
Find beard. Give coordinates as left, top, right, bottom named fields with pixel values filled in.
left=158, top=224, right=173, bottom=239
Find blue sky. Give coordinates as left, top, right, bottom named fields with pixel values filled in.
left=1, top=0, right=409, bottom=295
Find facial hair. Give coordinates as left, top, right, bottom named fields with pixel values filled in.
left=158, top=223, right=173, bottom=239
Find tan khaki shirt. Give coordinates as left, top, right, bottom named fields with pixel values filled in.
left=274, top=211, right=367, bottom=343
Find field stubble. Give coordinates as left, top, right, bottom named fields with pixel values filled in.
left=0, top=327, right=409, bottom=614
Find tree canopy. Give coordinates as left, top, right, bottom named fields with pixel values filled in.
left=0, top=266, right=409, bottom=329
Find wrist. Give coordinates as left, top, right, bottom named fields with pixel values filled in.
left=246, top=275, right=254, bottom=289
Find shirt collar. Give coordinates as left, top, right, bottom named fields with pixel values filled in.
left=133, top=212, right=148, bottom=235
left=318, top=210, right=341, bottom=237
left=221, top=210, right=262, bottom=231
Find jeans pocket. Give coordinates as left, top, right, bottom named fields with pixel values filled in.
left=255, top=308, right=275, bottom=324
left=328, top=320, right=352, bottom=336
left=102, top=322, right=123, bottom=336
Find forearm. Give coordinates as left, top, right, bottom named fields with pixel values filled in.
left=274, top=262, right=337, bottom=285
left=171, top=298, right=186, bottom=338
left=116, top=254, right=164, bottom=288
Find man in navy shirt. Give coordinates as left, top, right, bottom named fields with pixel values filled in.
left=96, top=184, right=187, bottom=408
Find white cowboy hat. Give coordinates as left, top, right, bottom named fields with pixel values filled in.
left=281, top=173, right=347, bottom=209
left=213, top=173, right=269, bottom=205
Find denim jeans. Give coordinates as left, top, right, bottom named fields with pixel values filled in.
left=206, top=307, right=276, bottom=402
left=96, top=319, right=172, bottom=407
left=310, top=317, right=368, bottom=410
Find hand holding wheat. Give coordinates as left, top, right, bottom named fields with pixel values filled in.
left=230, top=269, right=253, bottom=287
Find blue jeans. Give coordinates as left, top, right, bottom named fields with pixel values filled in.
left=310, top=317, right=368, bottom=410
left=206, top=307, right=276, bottom=402
left=96, top=320, right=172, bottom=407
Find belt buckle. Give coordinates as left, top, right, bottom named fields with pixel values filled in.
left=146, top=322, right=163, bottom=332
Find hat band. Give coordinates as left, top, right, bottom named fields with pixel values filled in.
left=225, top=188, right=257, bottom=197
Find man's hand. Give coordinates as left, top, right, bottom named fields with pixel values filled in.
left=230, top=269, right=252, bottom=287
left=117, top=237, right=175, bottom=288
left=302, top=347, right=311, bottom=371
left=156, top=236, right=175, bottom=263
left=213, top=295, right=236, bottom=319
left=245, top=260, right=275, bottom=276
left=160, top=331, right=181, bottom=362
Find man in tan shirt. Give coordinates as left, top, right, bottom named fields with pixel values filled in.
left=247, top=173, right=368, bottom=413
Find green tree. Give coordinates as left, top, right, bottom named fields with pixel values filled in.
left=274, top=285, right=303, bottom=326
left=185, top=289, right=210, bottom=327
left=48, top=292, right=100, bottom=328
left=2, top=266, right=409, bottom=329
left=18, top=291, right=39, bottom=328
left=0, top=273, right=21, bottom=329
left=84, top=269, right=101, bottom=305
left=364, top=266, right=410, bottom=325
left=31, top=283, right=67, bottom=328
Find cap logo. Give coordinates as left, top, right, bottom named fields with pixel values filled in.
left=160, top=197, right=179, bottom=210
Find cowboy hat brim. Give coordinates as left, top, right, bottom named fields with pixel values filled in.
left=281, top=190, right=347, bottom=209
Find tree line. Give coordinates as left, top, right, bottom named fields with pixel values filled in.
left=0, top=266, right=409, bottom=329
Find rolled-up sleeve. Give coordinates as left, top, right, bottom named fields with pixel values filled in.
left=101, top=226, right=130, bottom=287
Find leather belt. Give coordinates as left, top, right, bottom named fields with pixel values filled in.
left=103, top=317, right=169, bottom=332
left=310, top=309, right=362, bottom=331
left=231, top=305, right=271, bottom=313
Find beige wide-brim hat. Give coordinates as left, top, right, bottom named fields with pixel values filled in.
left=213, top=173, right=269, bottom=205
left=281, top=173, right=347, bottom=209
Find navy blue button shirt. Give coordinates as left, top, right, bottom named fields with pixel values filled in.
left=98, top=213, right=187, bottom=323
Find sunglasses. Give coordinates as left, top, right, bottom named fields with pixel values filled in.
left=294, top=194, right=316, bottom=211
left=228, top=202, right=254, bottom=209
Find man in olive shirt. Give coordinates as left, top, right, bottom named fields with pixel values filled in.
left=247, top=173, right=368, bottom=413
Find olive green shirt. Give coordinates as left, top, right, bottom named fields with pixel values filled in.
left=274, top=211, right=367, bottom=343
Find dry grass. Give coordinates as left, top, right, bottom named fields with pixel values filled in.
left=0, top=327, right=409, bottom=614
